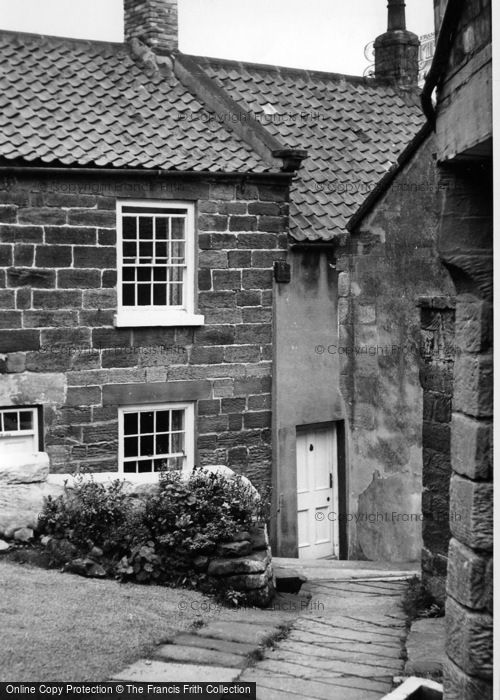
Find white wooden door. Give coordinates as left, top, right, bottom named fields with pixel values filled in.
left=297, top=425, right=338, bottom=559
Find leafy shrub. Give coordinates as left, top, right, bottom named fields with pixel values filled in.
left=39, top=476, right=130, bottom=555
left=38, top=467, right=266, bottom=592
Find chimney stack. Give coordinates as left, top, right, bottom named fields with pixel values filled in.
left=374, top=0, right=419, bottom=86
left=124, top=0, right=178, bottom=55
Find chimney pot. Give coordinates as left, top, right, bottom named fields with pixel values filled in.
left=124, top=0, right=178, bottom=55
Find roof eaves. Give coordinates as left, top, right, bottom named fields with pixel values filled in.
left=346, top=121, right=433, bottom=232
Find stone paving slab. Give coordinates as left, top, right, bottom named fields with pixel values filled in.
left=196, top=620, right=279, bottom=646
left=240, top=670, right=385, bottom=700
left=278, top=638, right=405, bottom=666
left=172, top=633, right=255, bottom=656
left=112, top=659, right=239, bottom=682
left=404, top=617, right=446, bottom=676
left=154, top=644, right=245, bottom=668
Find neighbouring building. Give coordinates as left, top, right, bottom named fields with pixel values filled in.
left=1, top=0, right=447, bottom=565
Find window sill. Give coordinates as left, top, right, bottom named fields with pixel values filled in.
left=114, top=310, right=205, bottom=327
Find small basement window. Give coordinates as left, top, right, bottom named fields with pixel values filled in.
left=115, top=201, right=204, bottom=327
left=0, top=407, right=40, bottom=456
left=118, top=403, right=194, bottom=477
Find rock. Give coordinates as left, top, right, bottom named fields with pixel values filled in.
left=246, top=586, right=275, bottom=608
left=65, top=558, right=106, bottom=578
left=89, top=546, right=103, bottom=559
left=208, top=550, right=269, bottom=577
left=40, top=535, right=52, bottom=546
left=225, top=573, right=269, bottom=590
left=0, top=481, right=65, bottom=538
left=0, top=452, right=50, bottom=484
left=13, top=527, right=34, bottom=542
left=249, top=526, right=269, bottom=551
left=233, top=531, right=252, bottom=542
left=0, top=539, right=11, bottom=552
left=198, top=465, right=259, bottom=498
left=216, top=540, right=253, bottom=558
left=274, top=567, right=307, bottom=593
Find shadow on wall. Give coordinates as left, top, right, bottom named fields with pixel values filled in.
left=356, top=469, right=422, bottom=561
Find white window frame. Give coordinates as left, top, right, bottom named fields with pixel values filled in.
left=118, top=402, right=195, bottom=480
left=114, top=200, right=204, bottom=327
left=0, top=407, right=39, bottom=456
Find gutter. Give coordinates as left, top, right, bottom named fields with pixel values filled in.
left=421, top=0, right=465, bottom=126
left=0, top=165, right=295, bottom=182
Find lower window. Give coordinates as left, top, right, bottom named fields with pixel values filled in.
left=118, top=402, right=194, bottom=476
left=0, top=406, right=40, bottom=456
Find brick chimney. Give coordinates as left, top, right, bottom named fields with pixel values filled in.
left=374, top=0, right=419, bottom=86
left=124, top=0, right=178, bottom=54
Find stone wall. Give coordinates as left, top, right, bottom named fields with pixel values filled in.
left=0, top=172, right=290, bottom=491
left=418, top=296, right=455, bottom=605
left=337, top=135, right=454, bottom=561
left=436, top=164, right=493, bottom=700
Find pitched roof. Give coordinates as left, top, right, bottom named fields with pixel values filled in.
left=0, top=30, right=269, bottom=172
left=194, top=56, right=425, bottom=241
left=0, top=29, right=426, bottom=240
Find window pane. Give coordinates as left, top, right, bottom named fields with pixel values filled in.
left=139, top=217, right=153, bottom=239
left=139, top=242, right=153, bottom=259
left=124, top=413, right=138, bottom=435
left=137, top=285, right=151, bottom=306
left=19, top=411, right=33, bottom=430
left=170, top=284, right=183, bottom=306
left=140, top=411, right=154, bottom=433
left=138, top=459, right=153, bottom=473
left=153, top=285, right=167, bottom=306
left=172, top=410, right=184, bottom=431
left=137, top=267, right=152, bottom=282
left=156, top=218, right=168, bottom=240
left=156, top=411, right=170, bottom=432
left=123, top=267, right=135, bottom=281
left=171, top=432, right=184, bottom=454
left=171, top=218, right=185, bottom=240
left=153, top=267, right=167, bottom=282
left=122, top=284, right=135, bottom=306
left=124, top=437, right=138, bottom=458
left=124, top=461, right=136, bottom=473
left=155, top=242, right=168, bottom=260
left=171, top=241, right=185, bottom=262
left=140, top=435, right=154, bottom=456
left=3, top=412, right=18, bottom=431
left=123, top=217, right=136, bottom=239
left=156, top=433, right=170, bottom=455
left=123, top=242, right=136, bottom=259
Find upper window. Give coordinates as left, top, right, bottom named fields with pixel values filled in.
left=0, top=407, right=39, bottom=456
left=115, top=201, right=204, bottom=327
left=118, top=402, right=195, bottom=478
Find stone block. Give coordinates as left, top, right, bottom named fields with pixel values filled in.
left=208, top=550, right=269, bottom=577
left=451, top=413, right=492, bottom=481
left=446, top=596, right=492, bottom=679
left=449, top=475, right=493, bottom=551
left=455, top=299, right=492, bottom=352
left=453, top=353, right=493, bottom=417
left=223, top=572, right=269, bottom=590
left=0, top=452, right=49, bottom=484
left=216, top=540, right=253, bottom=558
left=443, top=656, right=492, bottom=700
left=0, top=481, right=65, bottom=537
left=446, top=538, right=491, bottom=610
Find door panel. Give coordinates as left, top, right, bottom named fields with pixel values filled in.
left=297, top=424, right=338, bottom=559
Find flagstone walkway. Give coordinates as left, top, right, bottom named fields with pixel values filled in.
left=112, top=560, right=417, bottom=699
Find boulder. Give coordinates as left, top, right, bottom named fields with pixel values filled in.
left=64, top=558, right=106, bottom=578
left=225, top=572, right=269, bottom=590
left=0, top=481, right=65, bottom=538
left=0, top=539, right=11, bottom=552
left=0, top=452, right=50, bottom=484
left=13, top=527, right=34, bottom=542
left=249, top=526, right=269, bottom=551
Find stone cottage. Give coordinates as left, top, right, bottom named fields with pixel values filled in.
left=1, top=0, right=436, bottom=561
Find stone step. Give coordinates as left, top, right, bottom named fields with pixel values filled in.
left=154, top=643, right=246, bottom=668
